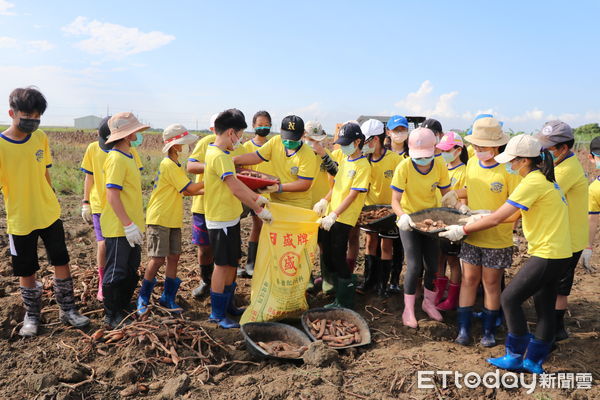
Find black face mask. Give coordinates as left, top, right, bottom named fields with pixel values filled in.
left=18, top=118, right=41, bottom=134
left=255, top=126, right=271, bottom=137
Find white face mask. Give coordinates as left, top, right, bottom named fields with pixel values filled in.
left=392, top=131, right=408, bottom=144
left=362, top=141, right=375, bottom=154
left=341, top=143, right=355, bottom=156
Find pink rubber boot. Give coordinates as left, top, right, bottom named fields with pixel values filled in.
left=437, top=282, right=460, bottom=311
left=97, top=266, right=104, bottom=301
left=422, top=288, right=443, bottom=321
left=433, top=276, right=449, bottom=305
left=402, top=294, right=418, bottom=328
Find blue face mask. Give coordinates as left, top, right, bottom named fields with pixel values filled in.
left=595, top=160, right=600, bottom=170
left=341, top=143, right=355, bottom=156
left=130, top=133, right=143, bottom=147
left=442, top=151, right=456, bottom=163
left=413, top=156, right=434, bottom=166
left=505, top=161, right=522, bottom=175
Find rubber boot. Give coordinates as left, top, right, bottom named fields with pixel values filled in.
left=192, top=264, right=213, bottom=299
left=97, top=266, right=105, bottom=301
left=325, top=277, right=355, bottom=309
left=487, top=333, right=530, bottom=371
left=356, top=255, right=377, bottom=294
left=377, top=260, right=392, bottom=298
left=522, top=338, right=552, bottom=374
left=480, top=308, right=499, bottom=347
left=240, top=241, right=258, bottom=278
left=389, top=238, right=403, bottom=294
left=437, top=282, right=460, bottom=311
left=433, top=276, right=449, bottom=305
left=19, top=282, right=43, bottom=337
left=402, top=294, right=418, bottom=328
left=136, top=278, right=157, bottom=315
left=320, top=253, right=336, bottom=295
left=346, top=258, right=356, bottom=275
left=224, top=282, right=245, bottom=316
left=422, top=288, right=443, bottom=321
left=103, top=283, right=126, bottom=329
left=455, top=306, right=472, bottom=345
left=209, top=291, right=240, bottom=329
left=554, top=309, right=568, bottom=342
left=54, top=277, right=90, bottom=328
left=159, top=277, right=183, bottom=313
left=122, top=272, right=139, bottom=314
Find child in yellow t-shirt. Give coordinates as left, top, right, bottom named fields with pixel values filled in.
left=0, top=87, right=89, bottom=337
left=100, top=112, right=150, bottom=328
left=136, top=124, right=204, bottom=315
left=585, top=136, right=600, bottom=273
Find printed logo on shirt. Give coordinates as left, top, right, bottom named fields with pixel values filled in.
left=35, top=149, right=44, bottom=162
left=554, top=183, right=568, bottom=205
left=290, top=166, right=299, bottom=176
left=384, top=169, right=393, bottom=179
left=347, top=169, right=356, bottom=178
left=490, top=182, right=504, bottom=193
left=450, top=177, right=457, bottom=187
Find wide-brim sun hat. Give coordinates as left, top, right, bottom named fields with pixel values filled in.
left=463, top=117, right=509, bottom=147
left=106, top=112, right=150, bottom=144
left=162, top=123, right=199, bottom=153
left=494, top=134, right=541, bottom=164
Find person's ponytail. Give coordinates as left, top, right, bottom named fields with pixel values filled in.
left=458, top=146, right=469, bottom=164
left=532, top=150, right=555, bottom=182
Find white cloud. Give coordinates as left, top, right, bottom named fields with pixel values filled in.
left=0, top=36, right=17, bottom=48
left=394, top=80, right=459, bottom=118
left=27, top=40, right=55, bottom=52
left=508, top=108, right=545, bottom=123
left=394, top=80, right=434, bottom=114
left=0, top=0, right=15, bottom=16
left=0, top=37, right=54, bottom=51
left=62, top=16, right=175, bottom=58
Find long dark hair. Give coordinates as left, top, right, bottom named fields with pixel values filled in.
left=456, top=145, right=469, bottom=164
left=523, top=149, right=555, bottom=182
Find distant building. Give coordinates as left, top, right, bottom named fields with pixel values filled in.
left=74, top=115, right=103, bottom=130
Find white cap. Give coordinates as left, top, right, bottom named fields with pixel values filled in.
left=360, top=119, right=384, bottom=140
left=209, top=113, right=219, bottom=129
left=305, top=120, right=326, bottom=141
left=494, top=134, right=541, bottom=163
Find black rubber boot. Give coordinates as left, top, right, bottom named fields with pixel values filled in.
left=389, top=238, right=403, bottom=293
left=241, top=242, right=258, bottom=278
left=555, top=309, right=569, bottom=342
left=377, top=260, right=392, bottom=298
left=356, top=255, right=378, bottom=294
left=192, top=264, right=213, bottom=299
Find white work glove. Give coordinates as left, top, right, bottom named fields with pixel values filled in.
left=441, top=191, right=459, bottom=208
left=256, top=207, right=273, bottom=224
left=320, top=212, right=337, bottom=231
left=458, top=213, right=487, bottom=224
left=439, top=225, right=466, bottom=241
left=396, top=214, right=415, bottom=232
left=458, top=204, right=471, bottom=214
left=124, top=222, right=143, bottom=247
left=81, top=204, right=93, bottom=224
left=256, top=195, right=269, bottom=207
left=313, top=199, right=329, bottom=217
left=258, top=184, right=280, bottom=194
left=581, top=248, right=596, bottom=273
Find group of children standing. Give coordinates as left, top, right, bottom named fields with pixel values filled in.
left=2, top=86, right=598, bottom=375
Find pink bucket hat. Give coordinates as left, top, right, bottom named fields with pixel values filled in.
left=408, top=127, right=436, bottom=158
left=436, top=131, right=464, bottom=151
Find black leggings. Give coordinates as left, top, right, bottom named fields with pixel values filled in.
left=501, top=256, right=569, bottom=342
left=318, top=222, right=353, bottom=279
left=399, top=230, right=439, bottom=294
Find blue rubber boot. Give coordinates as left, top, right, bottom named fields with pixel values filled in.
left=159, top=277, right=182, bottom=313
left=209, top=291, right=240, bottom=329
left=480, top=308, right=499, bottom=347
left=136, top=278, right=156, bottom=315
left=455, top=306, right=472, bottom=345
left=487, top=333, right=530, bottom=370
left=522, top=338, right=551, bottom=374
left=224, top=282, right=245, bottom=316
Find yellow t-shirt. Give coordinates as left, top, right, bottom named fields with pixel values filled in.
left=554, top=153, right=589, bottom=253
left=390, top=157, right=451, bottom=214
left=467, top=145, right=476, bottom=159
left=0, top=129, right=60, bottom=235
left=311, top=150, right=333, bottom=206
left=507, top=170, right=571, bottom=259
left=204, top=144, right=243, bottom=222
left=589, top=178, right=600, bottom=214
left=81, top=142, right=143, bottom=214
left=100, top=149, right=145, bottom=237
left=188, top=134, right=216, bottom=215
left=145, top=158, right=192, bottom=228
left=328, top=155, right=371, bottom=226
left=447, top=163, right=467, bottom=191
left=331, top=148, right=344, bottom=164
left=256, top=136, right=317, bottom=209
left=463, top=158, right=521, bottom=249
left=243, top=138, right=276, bottom=176
left=366, top=149, right=401, bottom=206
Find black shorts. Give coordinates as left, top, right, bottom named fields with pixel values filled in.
left=9, top=219, right=69, bottom=277
left=103, top=237, right=141, bottom=285
left=557, top=250, right=583, bottom=296
left=208, top=223, right=241, bottom=268
left=441, top=240, right=461, bottom=256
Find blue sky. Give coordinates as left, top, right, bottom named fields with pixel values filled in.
left=1, top=0, right=599, bottom=133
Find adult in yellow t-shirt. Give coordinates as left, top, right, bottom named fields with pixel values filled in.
left=137, top=124, right=204, bottom=316
left=100, top=112, right=149, bottom=329
left=391, top=127, right=451, bottom=329
left=535, top=120, right=589, bottom=341
left=203, top=109, right=272, bottom=329
left=314, top=122, right=370, bottom=310
left=0, top=87, right=89, bottom=336
left=233, top=115, right=317, bottom=210
left=441, top=134, right=571, bottom=374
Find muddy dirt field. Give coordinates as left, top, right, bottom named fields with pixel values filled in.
left=0, top=160, right=599, bottom=399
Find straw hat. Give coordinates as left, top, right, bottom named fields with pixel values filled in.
left=463, top=117, right=508, bottom=147
left=106, top=112, right=150, bottom=144
left=162, top=124, right=199, bottom=153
